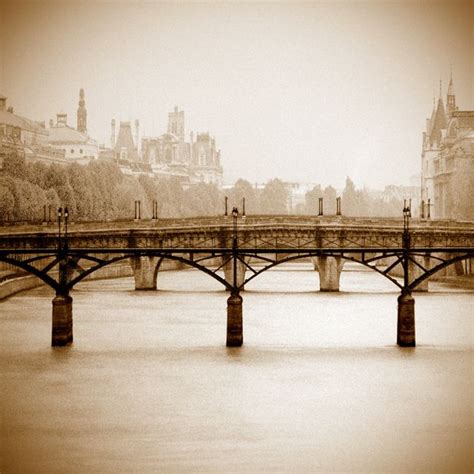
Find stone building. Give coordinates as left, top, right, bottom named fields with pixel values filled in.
left=47, top=90, right=98, bottom=163
left=141, top=107, right=223, bottom=185
left=421, top=76, right=474, bottom=220
left=0, top=95, right=48, bottom=147
left=191, top=132, right=222, bottom=186
left=0, top=94, right=68, bottom=169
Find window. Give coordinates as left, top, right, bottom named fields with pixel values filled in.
left=71, top=149, right=74, bottom=154
left=80, top=149, right=83, bottom=154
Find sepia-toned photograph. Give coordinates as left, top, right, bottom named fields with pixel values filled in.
left=1, top=0, right=473, bottom=472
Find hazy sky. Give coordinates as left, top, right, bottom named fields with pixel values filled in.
left=1, top=0, right=473, bottom=188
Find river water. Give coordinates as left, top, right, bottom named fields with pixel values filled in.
left=1, top=263, right=473, bottom=473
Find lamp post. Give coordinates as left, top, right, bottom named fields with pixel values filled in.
left=57, top=207, right=62, bottom=250
left=398, top=202, right=416, bottom=346
left=402, top=200, right=411, bottom=290
left=336, top=197, right=341, bottom=216
left=226, top=206, right=243, bottom=346
left=64, top=207, right=69, bottom=250
left=232, top=207, right=238, bottom=290
left=224, top=196, right=228, bottom=217
left=318, top=197, right=323, bottom=216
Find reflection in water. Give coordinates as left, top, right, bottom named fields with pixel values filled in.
left=1, top=264, right=473, bottom=473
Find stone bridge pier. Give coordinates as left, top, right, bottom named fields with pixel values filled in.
left=397, top=292, right=415, bottom=346
left=223, top=256, right=247, bottom=290
left=409, top=255, right=431, bottom=292
left=313, top=256, right=345, bottom=291
left=52, top=292, right=73, bottom=346
left=130, top=256, right=161, bottom=290
left=227, top=292, right=243, bottom=346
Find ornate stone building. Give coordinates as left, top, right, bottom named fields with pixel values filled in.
left=141, top=107, right=223, bottom=186
left=48, top=90, right=98, bottom=163
left=0, top=94, right=67, bottom=169
left=191, top=132, right=222, bottom=186
left=421, top=76, right=474, bottom=220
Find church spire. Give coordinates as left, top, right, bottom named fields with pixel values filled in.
left=446, top=72, right=456, bottom=116
left=77, top=88, right=87, bottom=133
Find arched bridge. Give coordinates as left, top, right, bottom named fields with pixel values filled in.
left=1, top=215, right=473, bottom=348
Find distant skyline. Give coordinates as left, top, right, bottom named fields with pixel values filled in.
left=1, top=0, right=473, bottom=189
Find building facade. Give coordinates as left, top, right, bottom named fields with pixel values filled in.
left=141, top=107, right=223, bottom=186
left=47, top=90, right=98, bottom=163
left=421, top=77, right=474, bottom=220
left=0, top=94, right=68, bottom=170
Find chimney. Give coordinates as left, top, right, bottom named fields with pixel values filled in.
left=134, top=119, right=140, bottom=152
left=0, top=96, right=6, bottom=111
left=49, top=119, right=54, bottom=128
left=56, top=113, right=67, bottom=126
left=111, top=119, right=116, bottom=149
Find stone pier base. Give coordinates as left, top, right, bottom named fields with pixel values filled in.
left=315, top=256, right=344, bottom=291
left=223, top=257, right=247, bottom=291
left=131, top=256, right=160, bottom=290
left=226, top=292, right=243, bottom=347
left=410, top=256, right=430, bottom=292
left=397, top=293, right=415, bottom=347
left=52, top=294, right=73, bottom=346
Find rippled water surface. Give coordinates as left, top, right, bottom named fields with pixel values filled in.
left=1, top=264, right=473, bottom=473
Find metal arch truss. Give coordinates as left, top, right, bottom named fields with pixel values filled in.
left=0, top=246, right=472, bottom=295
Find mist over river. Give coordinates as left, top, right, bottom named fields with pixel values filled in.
left=1, top=263, right=473, bottom=473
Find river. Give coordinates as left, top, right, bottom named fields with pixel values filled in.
left=1, top=263, right=473, bottom=473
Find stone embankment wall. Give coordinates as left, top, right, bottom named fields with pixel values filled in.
left=0, top=258, right=170, bottom=301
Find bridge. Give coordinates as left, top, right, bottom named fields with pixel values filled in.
left=1, top=213, right=473, bottom=348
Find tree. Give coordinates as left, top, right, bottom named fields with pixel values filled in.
left=304, top=184, right=323, bottom=215
left=227, top=179, right=257, bottom=215
left=0, top=178, right=15, bottom=221
left=323, top=185, right=337, bottom=215
left=67, top=164, right=94, bottom=219
left=26, top=161, right=49, bottom=189
left=115, top=176, right=149, bottom=219
left=2, top=151, right=27, bottom=180
left=260, top=178, right=288, bottom=215
left=183, top=183, right=222, bottom=217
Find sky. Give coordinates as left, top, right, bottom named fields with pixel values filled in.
left=0, top=0, right=473, bottom=189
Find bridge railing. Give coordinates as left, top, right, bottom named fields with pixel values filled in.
left=1, top=215, right=474, bottom=236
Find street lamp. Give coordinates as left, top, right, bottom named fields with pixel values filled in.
left=232, top=207, right=238, bottom=244
left=402, top=200, right=411, bottom=248
left=318, top=197, right=323, bottom=216
left=231, top=206, right=239, bottom=291
left=64, top=207, right=69, bottom=250
left=57, top=207, right=62, bottom=250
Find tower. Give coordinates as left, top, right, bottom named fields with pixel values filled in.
left=111, top=119, right=116, bottom=149
left=135, top=119, right=140, bottom=153
left=168, top=106, right=185, bottom=141
left=446, top=74, right=456, bottom=117
left=77, top=88, right=87, bottom=133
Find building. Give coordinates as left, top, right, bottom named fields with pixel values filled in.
left=102, top=119, right=152, bottom=175
left=0, top=95, right=48, bottom=147
left=0, top=94, right=68, bottom=170
left=141, top=107, right=223, bottom=186
left=47, top=90, right=98, bottom=163
left=421, top=76, right=474, bottom=220
left=191, top=132, right=222, bottom=186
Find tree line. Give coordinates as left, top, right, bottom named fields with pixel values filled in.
left=0, top=154, right=404, bottom=223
